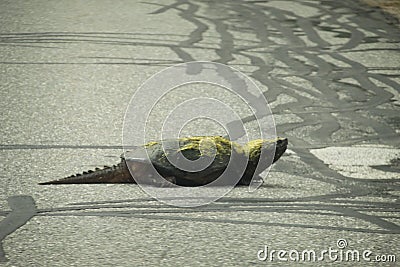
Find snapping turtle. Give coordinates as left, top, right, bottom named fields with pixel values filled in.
left=39, top=136, right=288, bottom=186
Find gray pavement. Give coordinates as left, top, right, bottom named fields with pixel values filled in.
left=0, top=0, right=399, bottom=266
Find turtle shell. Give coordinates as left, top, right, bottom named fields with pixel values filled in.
left=124, top=136, right=247, bottom=186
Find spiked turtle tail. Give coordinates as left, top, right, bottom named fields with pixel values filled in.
left=39, top=161, right=134, bottom=185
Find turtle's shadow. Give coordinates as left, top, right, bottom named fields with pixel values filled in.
left=37, top=192, right=400, bottom=234
left=1, top=192, right=399, bottom=262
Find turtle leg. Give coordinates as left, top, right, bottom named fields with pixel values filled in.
left=238, top=174, right=264, bottom=186
left=126, top=161, right=178, bottom=187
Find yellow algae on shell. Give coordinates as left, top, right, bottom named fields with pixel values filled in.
left=244, top=139, right=264, bottom=161
left=178, top=136, right=244, bottom=160
left=244, top=138, right=281, bottom=161
left=144, top=141, right=159, bottom=147
left=143, top=136, right=281, bottom=162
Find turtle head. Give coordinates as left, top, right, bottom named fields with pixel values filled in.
left=244, top=137, right=288, bottom=175
left=272, top=137, right=288, bottom=163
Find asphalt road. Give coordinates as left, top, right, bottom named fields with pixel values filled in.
left=0, top=0, right=399, bottom=266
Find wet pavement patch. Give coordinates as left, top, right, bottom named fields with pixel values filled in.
left=310, top=146, right=400, bottom=179
left=0, top=196, right=37, bottom=262
left=371, top=157, right=400, bottom=173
